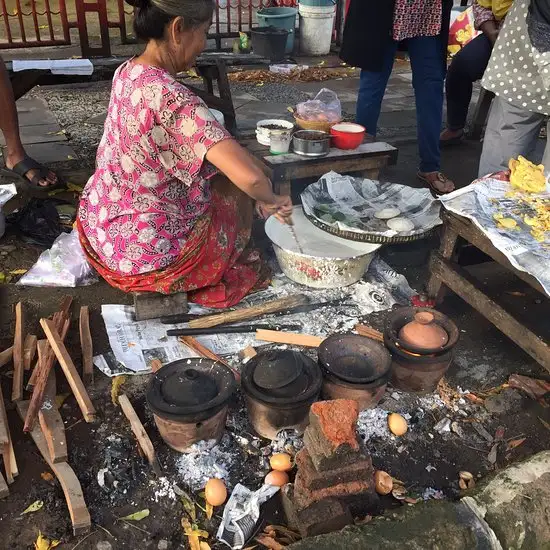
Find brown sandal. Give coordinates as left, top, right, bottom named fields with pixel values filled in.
left=417, top=171, right=455, bottom=196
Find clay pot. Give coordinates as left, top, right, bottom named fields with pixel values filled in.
left=398, top=311, right=449, bottom=351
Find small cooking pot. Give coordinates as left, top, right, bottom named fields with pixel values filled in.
left=292, top=130, right=331, bottom=157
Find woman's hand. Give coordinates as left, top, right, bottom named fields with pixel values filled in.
left=256, top=195, right=293, bottom=222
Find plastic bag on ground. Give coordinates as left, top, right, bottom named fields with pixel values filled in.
left=18, top=229, right=98, bottom=287
left=0, top=184, right=17, bottom=239
left=295, top=88, right=341, bottom=123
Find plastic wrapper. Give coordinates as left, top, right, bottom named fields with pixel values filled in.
left=0, top=184, right=17, bottom=239
left=18, top=229, right=98, bottom=287
left=295, top=88, right=341, bottom=123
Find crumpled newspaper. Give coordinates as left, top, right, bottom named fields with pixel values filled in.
left=217, top=483, right=279, bottom=549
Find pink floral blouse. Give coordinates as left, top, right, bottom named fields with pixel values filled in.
left=393, top=0, right=443, bottom=42
left=78, top=60, right=232, bottom=276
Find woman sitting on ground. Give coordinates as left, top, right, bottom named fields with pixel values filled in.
left=77, top=0, right=292, bottom=308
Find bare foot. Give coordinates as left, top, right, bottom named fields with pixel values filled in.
left=5, top=150, right=59, bottom=187
left=418, top=171, right=455, bottom=195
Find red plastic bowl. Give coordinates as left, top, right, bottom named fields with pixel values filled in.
left=330, top=123, right=366, bottom=150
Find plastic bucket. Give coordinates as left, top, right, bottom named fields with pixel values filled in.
left=256, top=7, right=297, bottom=54
left=298, top=3, right=336, bottom=56
left=299, top=0, right=336, bottom=5
left=251, top=26, right=289, bottom=62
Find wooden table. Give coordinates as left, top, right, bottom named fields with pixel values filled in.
left=6, top=53, right=269, bottom=136
left=241, top=139, right=398, bottom=196
left=427, top=209, right=550, bottom=372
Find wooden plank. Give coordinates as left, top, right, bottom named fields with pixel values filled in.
left=40, top=319, right=96, bottom=423
left=255, top=330, right=325, bottom=348
left=444, top=211, right=546, bottom=295
left=429, top=253, right=550, bottom=372
left=16, top=401, right=91, bottom=536
left=0, top=471, right=8, bottom=498
left=79, top=306, right=94, bottom=385
left=23, top=334, right=38, bottom=371
left=12, top=302, right=25, bottom=402
left=118, top=394, right=155, bottom=465
left=239, top=346, right=258, bottom=361
left=188, top=295, right=309, bottom=329
left=39, top=407, right=68, bottom=464
left=354, top=325, right=384, bottom=342
left=179, top=336, right=241, bottom=381
left=27, top=339, right=46, bottom=389
left=0, top=347, right=12, bottom=368
left=0, top=388, right=15, bottom=484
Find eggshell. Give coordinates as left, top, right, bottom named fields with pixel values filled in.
left=205, top=478, right=227, bottom=506
left=388, top=413, right=408, bottom=436
left=387, top=217, right=414, bottom=232
left=265, top=470, right=289, bottom=487
left=269, top=453, right=293, bottom=472
left=374, top=470, right=393, bottom=495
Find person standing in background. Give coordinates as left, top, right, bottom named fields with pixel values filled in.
left=340, top=0, right=455, bottom=195
left=478, top=0, right=550, bottom=176
left=440, top=0, right=512, bottom=146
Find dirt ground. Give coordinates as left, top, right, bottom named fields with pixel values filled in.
left=0, top=81, right=550, bottom=549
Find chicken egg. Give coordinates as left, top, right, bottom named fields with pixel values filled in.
left=204, top=478, right=227, bottom=506
left=269, top=453, right=293, bottom=472
left=388, top=413, right=408, bottom=436
left=265, top=470, right=289, bottom=487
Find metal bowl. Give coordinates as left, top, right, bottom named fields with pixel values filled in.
left=292, top=130, right=331, bottom=157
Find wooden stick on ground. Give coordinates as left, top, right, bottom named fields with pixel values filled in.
left=16, top=401, right=91, bottom=536
left=0, top=471, right=8, bottom=499
left=24, top=317, right=70, bottom=432
left=79, top=306, right=94, bottom=386
left=23, top=334, right=38, bottom=371
left=187, top=295, right=309, bottom=329
left=255, top=329, right=325, bottom=348
left=40, top=319, right=96, bottom=423
left=0, top=385, right=15, bottom=484
left=12, top=302, right=25, bottom=401
left=354, top=324, right=384, bottom=343
left=0, top=347, right=12, bottom=369
left=118, top=394, right=155, bottom=465
left=179, top=336, right=241, bottom=382
left=239, top=346, right=258, bottom=361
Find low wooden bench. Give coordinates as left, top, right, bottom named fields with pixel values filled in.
left=427, top=210, right=550, bottom=372
left=240, top=139, right=399, bottom=196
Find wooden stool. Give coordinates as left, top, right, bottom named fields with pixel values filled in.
left=133, top=292, right=188, bottom=321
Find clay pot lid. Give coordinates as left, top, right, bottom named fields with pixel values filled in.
left=147, top=359, right=236, bottom=418
left=242, top=350, right=322, bottom=405
left=398, top=311, right=449, bottom=351
left=318, top=334, right=391, bottom=384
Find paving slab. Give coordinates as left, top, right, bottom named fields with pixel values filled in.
left=0, top=123, right=67, bottom=146
left=2, top=142, right=77, bottom=165
left=15, top=97, right=57, bottom=126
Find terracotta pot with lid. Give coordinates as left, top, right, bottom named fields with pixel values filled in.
left=147, top=358, right=236, bottom=452
left=398, top=311, right=449, bottom=351
left=241, top=350, right=322, bottom=440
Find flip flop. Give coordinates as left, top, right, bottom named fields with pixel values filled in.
left=3, top=155, right=65, bottom=191
left=417, top=171, right=455, bottom=197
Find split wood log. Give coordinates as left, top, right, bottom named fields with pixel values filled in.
left=0, top=347, right=12, bottom=368
left=0, top=471, right=8, bottom=498
left=26, top=339, right=46, bottom=389
left=16, top=401, right=91, bottom=536
left=0, top=386, right=15, bottom=484
left=239, top=346, right=258, bottom=361
left=24, top=318, right=70, bottom=432
left=354, top=324, right=384, bottom=343
left=255, top=329, right=325, bottom=348
left=23, top=334, right=38, bottom=371
left=79, top=306, right=94, bottom=386
left=40, top=319, right=96, bottom=423
left=12, top=302, right=25, bottom=401
left=118, top=394, right=155, bottom=465
left=179, top=336, right=241, bottom=381
left=187, top=295, right=309, bottom=329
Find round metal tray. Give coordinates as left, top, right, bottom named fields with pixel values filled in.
left=304, top=210, right=440, bottom=244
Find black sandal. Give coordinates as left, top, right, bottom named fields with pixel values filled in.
left=3, top=155, right=66, bottom=191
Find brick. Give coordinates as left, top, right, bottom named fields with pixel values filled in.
left=295, top=448, right=374, bottom=491
left=309, top=400, right=360, bottom=456
left=303, top=426, right=362, bottom=472
left=282, top=487, right=353, bottom=538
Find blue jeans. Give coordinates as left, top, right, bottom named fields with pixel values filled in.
left=357, top=36, right=445, bottom=173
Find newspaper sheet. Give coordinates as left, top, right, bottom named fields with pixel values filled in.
left=440, top=178, right=550, bottom=296
left=217, top=484, right=279, bottom=549
left=94, top=257, right=415, bottom=376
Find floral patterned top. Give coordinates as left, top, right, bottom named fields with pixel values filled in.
left=393, top=0, right=443, bottom=42
left=78, top=60, right=232, bottom=276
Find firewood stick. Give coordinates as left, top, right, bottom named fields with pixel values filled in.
left=354, top=324, right=384, bottom=342
left=0, top=347, right=12, bottom=369
left=0, top=386, right=14, bottom=484
left=23, top=334, right=38, bottom=371
left=40, top=319, right=96, bottom=423
left=12, top=302, right=25, bottom=401
left=118, top=394, right=155, bottom=465
left=79, top=306, right=94, bottom=386
left=24, top=318, right=70, bottom=432
left=179, top=336, right=241, bottom=382
left=255, top=329, right=324, bottom=348
left=187, top=295, right=309, bottom=329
